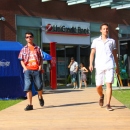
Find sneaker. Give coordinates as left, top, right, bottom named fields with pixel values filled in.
left=75, top=86, right=78, bottom=89
left=106, top=104, right=113, bottom=111
left=24, top=105, right=33, bottom=111
left=38, top=96, right=44, bottom=107
left=99, top=94, right=104, bottom=106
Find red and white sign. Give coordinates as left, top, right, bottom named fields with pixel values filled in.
left=46, top=24, right=53, bottom=32
left=42, top=18, right=90, bottom=45
left=45, top=23, right=90, bottom=36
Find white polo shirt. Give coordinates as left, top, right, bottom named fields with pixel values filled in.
left=70, top=61, right=78, bottom=73
left=91, top=36, right=116, bottom=70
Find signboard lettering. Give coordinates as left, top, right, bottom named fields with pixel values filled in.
left=46, top=24, right=90, bottom=36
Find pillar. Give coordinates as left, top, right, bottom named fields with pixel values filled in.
left=50, top=42, right=57, bottom=89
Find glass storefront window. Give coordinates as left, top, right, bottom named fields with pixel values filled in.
left=90, top=22, right=101, bottom=43
left=118, top=42, right=129, bottom=86
left=118, top=24, right=130, bottom=85
left=118, top=24, right=130, bottom=39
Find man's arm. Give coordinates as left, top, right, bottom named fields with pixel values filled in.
left=75, top=63, right=78, bottom=72
left=113, top=49, right=119, bottom=74
left=68, top=62, right=72, bottom=68
left=89, top=48, right=96, bottom=72
left=20, top=60, right=27, bottom=71
left=39, top=48, right=43, bottom=71
left=38, top=60, right=43, bottom=71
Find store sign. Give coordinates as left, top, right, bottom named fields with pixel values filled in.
left=46, top=24, right=90, bottom=36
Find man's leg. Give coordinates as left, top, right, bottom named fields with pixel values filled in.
left=24, top=91, right=33, bottom=111
left=96, top=85, right=104, bottom=106
left=105, top=69, right=114, bottom=105
left=33, top=71, right=44, bottom=106
left=105, top=69, right=114, bottom=111
left=96, top=69, right=104, bottom=106
left=71, top=74, right=75, bottom=89
left=96, top=85, right=103, bottom=97
left=26, top=91, right=32, bottom=105
left=106, top=83, right=112, bottom=105
left=73, top=82, right=77, bottom=88
left=74, top=73, right=78, bottom=88
left=73, top=82, right=76, bottom=87
left=37, top=90, right=44, bottom=106
left=24, top=70, right=33, bottom=111
left=105, top=83, right=113, bottom=111
left=38, top=90, right=43, bottom=99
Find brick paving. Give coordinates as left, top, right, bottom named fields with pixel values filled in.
left=0, top=87, right=130, bottom=130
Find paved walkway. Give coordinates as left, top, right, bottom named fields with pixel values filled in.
left=0, top=87, right=130, bottom=130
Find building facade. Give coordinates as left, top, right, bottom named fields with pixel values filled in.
left=1, top=0, right=130, bottom=85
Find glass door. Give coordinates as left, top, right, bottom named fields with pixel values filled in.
left=56, top=45, right=66, bottom=87
left=56, top=45, right=78, bottom=88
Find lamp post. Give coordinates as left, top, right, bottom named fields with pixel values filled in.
left=0, top=17, right=5, bottom=21
left=0, top=17, right=5, bottom=40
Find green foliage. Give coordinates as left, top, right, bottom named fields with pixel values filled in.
left=0, top=99, right=22, bottom=111
left=112, top=89, right=130, bottom=109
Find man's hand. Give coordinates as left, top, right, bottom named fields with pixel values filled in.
left=68, top=61, right=73, bottom=68
left=70, top=61, right=73, bottom=65
left=89, top=48, right=95, bottom=73
left=38, top=65, right=42, bottom=71
left=23, top=67, right=27, bottom=72
left=89, top=65, right=93, bottom=72
left=20, top=60, right=27, bottom=72
left=115, top=67, right=120, bottom=75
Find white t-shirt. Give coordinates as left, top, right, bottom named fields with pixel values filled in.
left=91, top=36, right=116, bottom=70
left=70, top=61, right=78, bottom=73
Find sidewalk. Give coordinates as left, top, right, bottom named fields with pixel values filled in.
left=0, top=87, right=130, bottom=130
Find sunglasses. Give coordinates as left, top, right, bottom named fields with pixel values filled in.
left=25, top=36, right=33, bottom=39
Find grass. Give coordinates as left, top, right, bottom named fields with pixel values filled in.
left=112, top=89, right=130, bottom=109
left=0, top=99, right=23, bottom=111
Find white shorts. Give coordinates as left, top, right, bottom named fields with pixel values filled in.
left=95, top=69, right=114, bottom=86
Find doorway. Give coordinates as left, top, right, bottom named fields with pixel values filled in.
left=56, top=44, right=91, bottom=87
left=42, top=43, right=90, bottom=88
left=56, top=45, right=78, bottom=88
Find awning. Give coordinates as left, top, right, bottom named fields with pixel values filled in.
left=41, top=0, right=130, bottom=10
left=42, top=51, right=52, bottom=60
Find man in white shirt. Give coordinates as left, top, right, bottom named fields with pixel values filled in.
left=68, top=57, right=78, bottom=89
left=89, top=23, right=119, bottom=111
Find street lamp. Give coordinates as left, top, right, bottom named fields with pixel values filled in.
left=0, top=17, right=5, bottom=21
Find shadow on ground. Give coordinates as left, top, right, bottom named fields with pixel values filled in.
left=111, top=105, right=127, bottom=110
left=43, top=89, right=83, bottom=94
left=34, top=101, right=98, bottom=110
